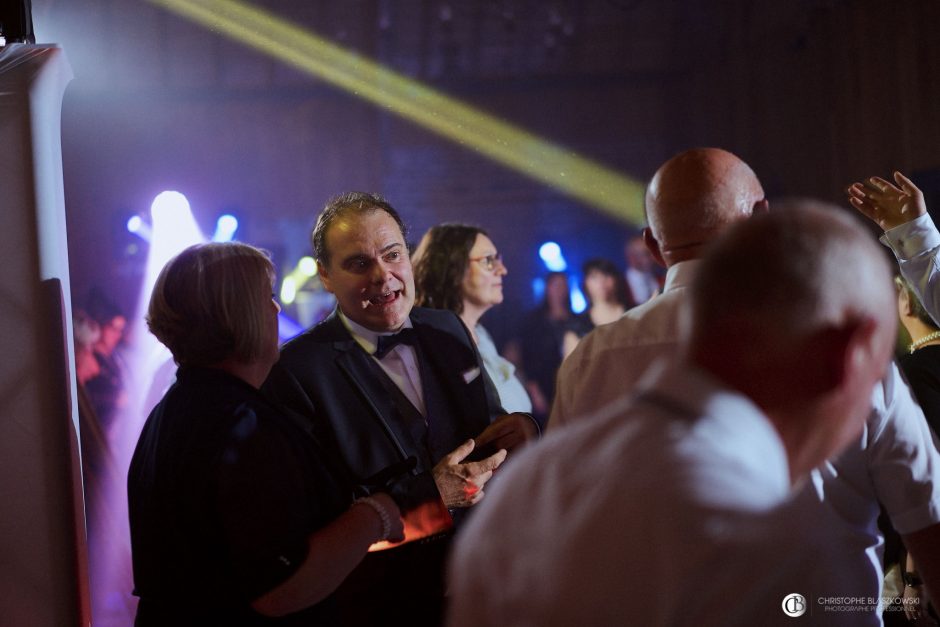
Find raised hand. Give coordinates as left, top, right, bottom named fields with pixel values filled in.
left=847, top=171, right=927, bottom=231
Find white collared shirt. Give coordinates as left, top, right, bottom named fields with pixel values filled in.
left=550, top=259, right=698, bottom=430
left=339, top=311, right=427, bottom=416
left=449, top=361, right=870, bottom=626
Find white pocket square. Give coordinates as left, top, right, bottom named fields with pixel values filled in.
left=462, top=367, right=481, bottom=384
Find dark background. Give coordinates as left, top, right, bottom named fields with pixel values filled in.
left=32, top=0, right=940, bottom=344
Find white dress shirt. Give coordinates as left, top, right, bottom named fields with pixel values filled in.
left=883, top=212, right=940, bottom=325
left=550, top=259, right=697, bottom=430
left=449, top=361, right=867, bottom=626
left=339, top=311, right=427, bottom=416
left=547, top=255, right=940, bottom=625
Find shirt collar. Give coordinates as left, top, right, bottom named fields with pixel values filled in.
left=662, top=259, right=700, bottom=293
left=338, top=309, right=414, bottom=355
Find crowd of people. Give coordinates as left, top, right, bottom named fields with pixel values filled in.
left=79, top=147, right=940, bottom=626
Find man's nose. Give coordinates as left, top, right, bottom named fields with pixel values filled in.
left=370, top=259, right=391, bottom=283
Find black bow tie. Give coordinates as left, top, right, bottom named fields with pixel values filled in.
left=374, top=328, right=417, bottom=359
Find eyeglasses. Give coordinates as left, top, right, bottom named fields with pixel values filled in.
left=469, top=252, right=504, bottom=272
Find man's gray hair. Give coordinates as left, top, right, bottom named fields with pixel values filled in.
left=686, top=200, right=893, bottom=347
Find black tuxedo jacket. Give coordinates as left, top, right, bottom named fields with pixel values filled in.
left=265, top=306, right=503, bottom=509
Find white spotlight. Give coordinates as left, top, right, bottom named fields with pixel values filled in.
left=538, top=241, right=567, bottom=272
left=298, top=256, right=318, bottom=277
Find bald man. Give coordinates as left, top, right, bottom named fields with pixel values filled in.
left=548, top=148, right=940, bottom=623
left=550, top=147, right=767, bottom=427
left=449, top=204, right=898, bottom=626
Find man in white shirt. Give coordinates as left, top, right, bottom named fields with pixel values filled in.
left=550, top=147, right=767, bottom=429
left=849, top=171, right=940, bottom=608
left=448, top=203, right=898, bottom=626
left=547, top=149, right=940, bottom=622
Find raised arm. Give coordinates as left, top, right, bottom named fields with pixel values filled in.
left=848, top=171, right=940, bottom=323
left=847, top=171, right=926, bottom=231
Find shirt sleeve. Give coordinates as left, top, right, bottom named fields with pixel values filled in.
left=882, top=213, right=940, bottom=325
left=868, top=363, right=940, bottom=534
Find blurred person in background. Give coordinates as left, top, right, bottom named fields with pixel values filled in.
left=85, top=291, right=129, bottom=437
left=511, top=271, right=572, bottom=425
left=561, top=257, right=633, bottom=358
left=73, top=309, right=121, bottom=622
left=623, top=233, right=661, bottom=304
left=896, top=274, right=940, bottom=435
left=73, top=309, right=102, bottom=434
left=412, top=223, right=532, bottom=414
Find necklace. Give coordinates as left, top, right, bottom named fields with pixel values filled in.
left=910, top=330, right=940, bottom=353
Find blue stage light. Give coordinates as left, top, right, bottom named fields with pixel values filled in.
left=570, top=284, right=587, bottom=313
left=126, top=215, right=152, bottom=241
left=212, top=214, right=239, bottom=242
left=538, top=241, right=567, bottom=272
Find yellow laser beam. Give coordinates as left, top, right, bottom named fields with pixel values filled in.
left=147, top=0, right=646, bottom=223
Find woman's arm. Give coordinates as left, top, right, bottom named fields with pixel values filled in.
left=251, top=493, right=403, bottom=617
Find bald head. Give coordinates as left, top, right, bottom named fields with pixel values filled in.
left=645, top=148, right=766, bottom=265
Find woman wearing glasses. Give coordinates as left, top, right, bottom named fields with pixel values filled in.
left=412, top=224, right=533, bottom=414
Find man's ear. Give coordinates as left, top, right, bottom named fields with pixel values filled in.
left=318, top=261, right=334, bottom=293
left=642, top=227, right=667, bottom=268
left=814, top=317, right=878, bottom=393
left=899, top=288, right=913, bottom=317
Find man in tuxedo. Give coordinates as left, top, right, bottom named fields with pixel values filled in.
left=266, top=191, right=536, bottom=626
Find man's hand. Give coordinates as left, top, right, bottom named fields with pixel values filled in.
left=847, top=171, right=927, bottom=231
left=475, top=413, right=539, bottom=455
left=432, top=439, right=507, bottom=509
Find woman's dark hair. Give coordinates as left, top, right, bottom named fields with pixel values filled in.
left=412, top=223, right=487, bottom=314
left=541, top=271, right=572, bottom=312
left=581, top=257, right=633, bottom=309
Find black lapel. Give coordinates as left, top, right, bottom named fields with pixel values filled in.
left=331, top=325, right=427, bottom=464
left=411, top=310, right=491, bottom=460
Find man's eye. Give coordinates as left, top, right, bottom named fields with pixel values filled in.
left=386, top=251, right=401, bottom=262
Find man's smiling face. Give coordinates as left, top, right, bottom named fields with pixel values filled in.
left=318, top=208, right=415, bottom=332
